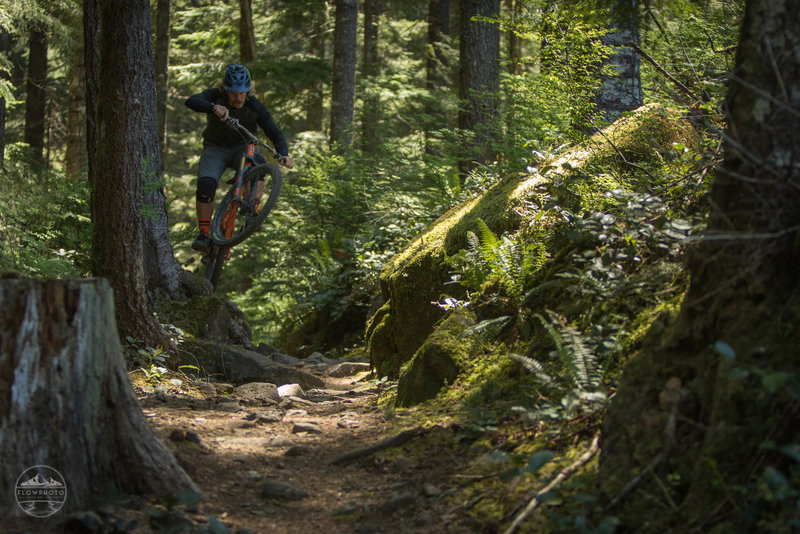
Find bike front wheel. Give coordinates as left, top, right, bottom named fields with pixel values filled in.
left=209, top=163, right=282, bottom=248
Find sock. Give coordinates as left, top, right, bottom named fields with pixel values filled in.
left=198, top=218, right=210, bottom=236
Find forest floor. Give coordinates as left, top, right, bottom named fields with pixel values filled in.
left=4, top=361, right=495, bottom=534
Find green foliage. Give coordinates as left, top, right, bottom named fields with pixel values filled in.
left=0, top=144, right=91, bottom=277
left=447, top=218, right=547, bottom=302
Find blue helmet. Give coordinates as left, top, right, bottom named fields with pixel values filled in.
left=224, top=64, right=251, bottom=92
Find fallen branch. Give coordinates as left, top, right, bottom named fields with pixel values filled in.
left=503, top=433, right=601, bottom=534
left=328, top=426, right=432, bottom=465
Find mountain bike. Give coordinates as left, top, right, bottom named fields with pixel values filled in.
left=203, top=117, right=283, bottom=291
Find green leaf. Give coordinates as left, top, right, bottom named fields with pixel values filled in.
left=762, top=371, right=789, bottom=394
left=524, top=450, right=555, bottom=474
left=712, top=341, right=736, bottom=362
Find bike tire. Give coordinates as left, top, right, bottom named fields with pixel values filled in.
left=210, top=163, right=282, bottom=248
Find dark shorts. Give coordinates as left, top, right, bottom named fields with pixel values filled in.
left=197, top=144, right=267, bottom=183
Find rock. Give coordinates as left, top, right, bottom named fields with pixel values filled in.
left=422, top=482, right=441, bottom=497
left=292, top=422, right=322, bottom=434
left=337, top=418, right=360, bottom=429
left=245, top=470, right=263, bottom=481
left=261, top=480, right=309, bottom=501
left=284, top=446, right=310, bottom=457
left=305, top=352, right=333, bottom=365
left=215, top=399, right=242, bottom=413
left=331, top=502, right=362, bottom=516
left=169, top=429, right=186, bottom=441
left=235, top=382, right=280, bottom=403
left=250, top=410, right=283, bottom=424
left=179, top=338, right=325, bottom=388
left=159, top=295, right=253, bottom=348
left=269, top=436, right=293, bottom=447
left=277, top=383, right=305, bottom=398
left=395, top=309, right=475, bottom=406
left=378, top=492, right=416, bottom=514
left=327, top=361, right=371, bottom=377
left=285, top=409, right=308, bottom=418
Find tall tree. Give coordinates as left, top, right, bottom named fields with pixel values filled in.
left=24, top=27, right=47, bottom=164
left=92, top=0, right=170, bottom=346
left=593, top=0, right=643, bottom=123
left=458, top=0, right=501, bottom=174
left=0, top=27, right=9, bottom=165
left=330, top=0, right=358, bottom=150
left=506, top=0, right=522, bottom=75
left=306, top=10, right=327, bottom=131
left=84, top=0, right=100, bottom=188
left=239, top=0, right=257, bottom=63
left=425, top=0, right=451, bottom=154
left=66, top=29, right=87, bottom=178
left=426, top=0, right=451, bottom=91
left=361, top=0, right=382, bottom=152
left=601, top=0, right=800, bottom=529
left=155, top=0, right=170, bottom=172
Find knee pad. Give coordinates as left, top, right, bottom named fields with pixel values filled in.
left=196, top=176, right=217, bottom=203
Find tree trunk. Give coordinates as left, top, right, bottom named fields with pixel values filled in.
left=306, top=20, right=326, bottom=131
left=155, top=0, right=171, bottom=173
left=330, top=0, right=358, bottom=151
left=239, top=0, right=257, bottom=63
left=426, top=0, right=451, bottom=91
left=600, top=0, right=800, bottom=530
left=592, top=1, right=643, bottom=123
left=0, top=27, right=9, bottom=165
left=93, top=0, right=171, bottom=347
left=0, top=279, right=197, bottom=518
left=66, top=33, right=88, bottom=178
left=458, top=0, right=500, bottom=175
left=425, top=0, right=451, bottom=154
left=361, top=0, right=382, bottom=153
left=506, top=0, right=522, bottom=75
left=84, top=0, right=100, bottom=189
left=24, top=28, right=47, bottom=164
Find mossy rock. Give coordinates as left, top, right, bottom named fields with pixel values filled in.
left=395, top=309, right=477, bottom=407
left=158, top=295, right=253, bottom=348
left=178, top=337, right=324, bottom=388
left=367, top=103, right=699, bottom=377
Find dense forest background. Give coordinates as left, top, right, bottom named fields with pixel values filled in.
left=0, top=0, right=739, bottom=349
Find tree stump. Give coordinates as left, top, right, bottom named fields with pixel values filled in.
left=0, top=279, right=197, bottom=517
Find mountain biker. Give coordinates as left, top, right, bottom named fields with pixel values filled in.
left=185, top=63, right=295, bottom=252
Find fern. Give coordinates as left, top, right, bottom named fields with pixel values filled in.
left=535, top=310, right=602, bottom=390
left=509, top=353, right=554, bottom=386
left=461, top=315, right=513, bottom=337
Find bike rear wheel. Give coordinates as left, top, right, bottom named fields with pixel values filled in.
left=210, top=163, right=282, bottom=248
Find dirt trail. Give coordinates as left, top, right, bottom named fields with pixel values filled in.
left=3, top=362, right=478, bottom=533
left=138, top=368, right=461, bottom=534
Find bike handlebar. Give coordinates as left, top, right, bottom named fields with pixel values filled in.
left=225, top=117, right=281, bottom=160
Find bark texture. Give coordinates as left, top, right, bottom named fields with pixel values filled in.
left=601, top=0, right=800, bottom=530
left=330, top=0, right=358, bottom=150
left=0, top=279, right=197, bottom=516
left=66, top=34, right=88, bottom=178
left=239, top=0, right=257, bottom=63
left=0, top=28, right=9, bottom=164
left=458, top=0, right=500, bottom=174
left=361, top=0, right=382, bottom=153
left=592, top=1, right=643, bottom=123
left=93, top=0, right=170, bottom=344
left=155, top=0, right=171, bottom=172
left=24, top=28, right=47, bottom=164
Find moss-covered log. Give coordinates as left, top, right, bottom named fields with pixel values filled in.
left=0, top=279, right=197, bottom=518
left=367, top=103, right=698, bottom=377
